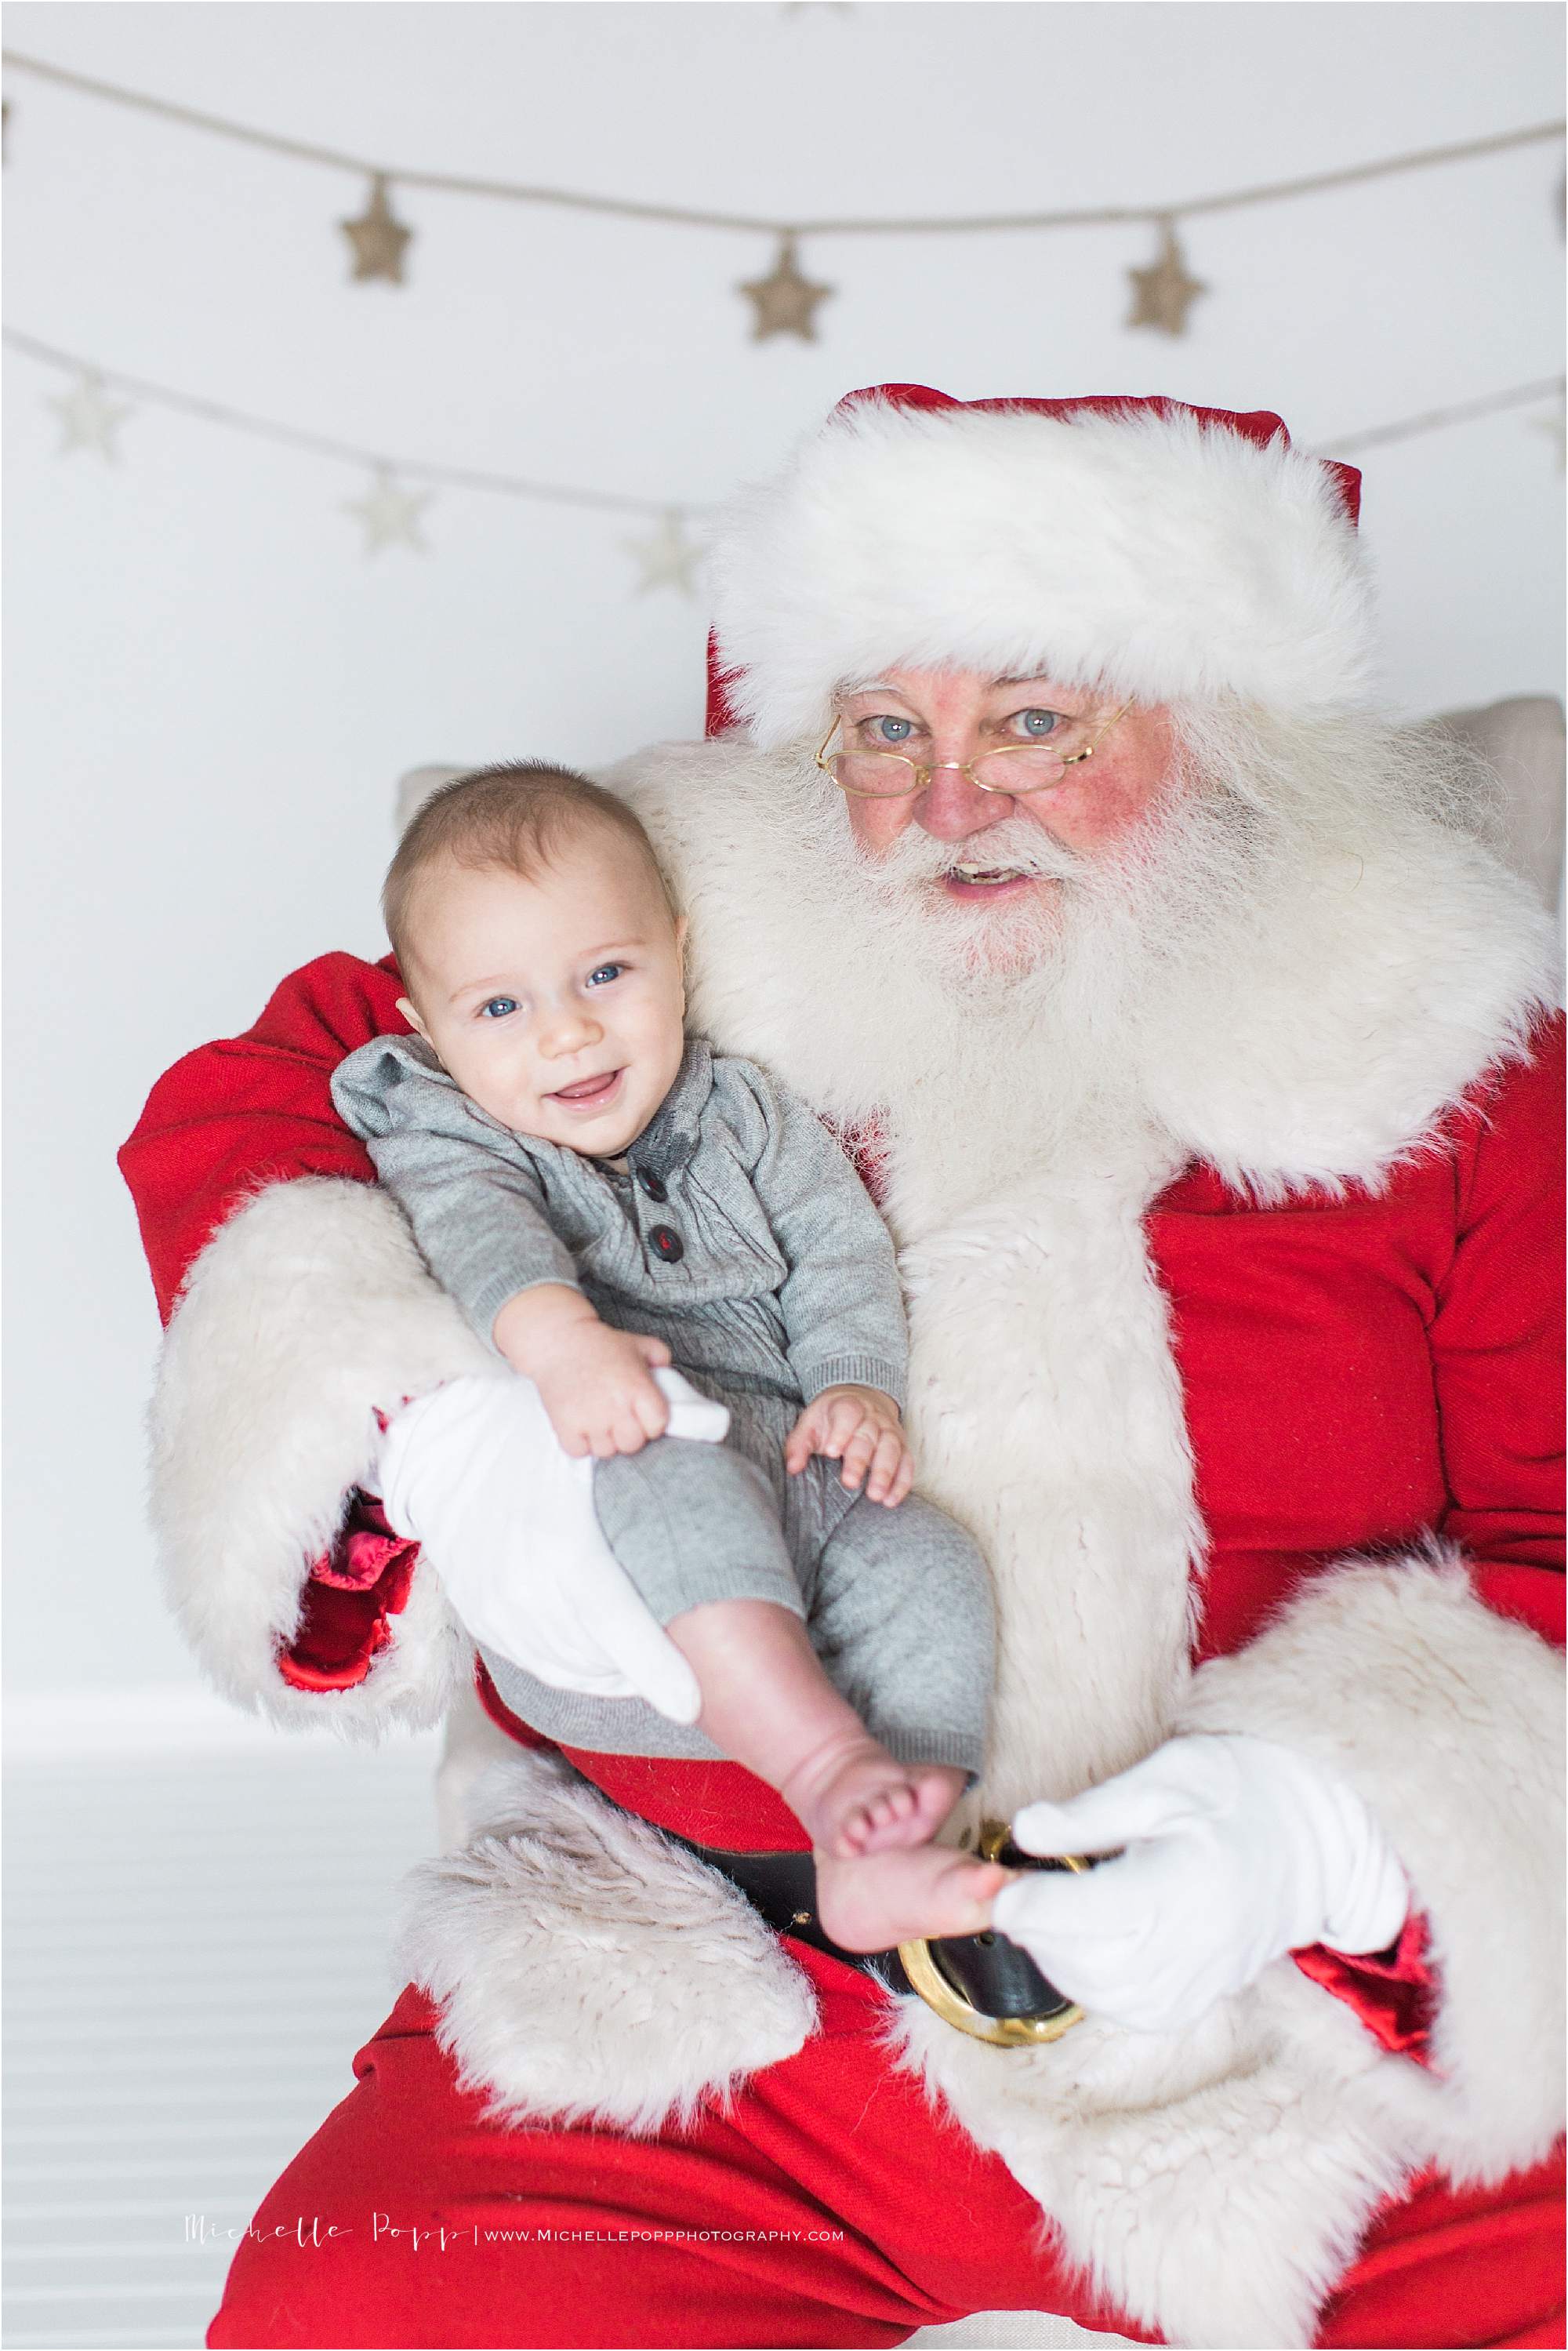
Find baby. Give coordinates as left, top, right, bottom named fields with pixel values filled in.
left=332, top=761, right=1007, bottom=1951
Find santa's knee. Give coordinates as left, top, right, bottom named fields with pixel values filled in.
left=208, top=2204, right=497, bottom=2351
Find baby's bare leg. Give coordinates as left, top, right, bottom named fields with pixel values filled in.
left=666, top=1598, right=964, bottom=1859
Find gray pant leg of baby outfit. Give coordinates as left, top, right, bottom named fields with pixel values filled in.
left=800, top=1495, right=995, bottom=1780
left=591, top=1434, right=808, bottom=1625
left=478, top=1441, right=993, bottom=1778
left=474, top=1432, right=804, bottom=1766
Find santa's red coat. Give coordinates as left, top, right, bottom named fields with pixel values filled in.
left=121, top=943, right=1564, bottom=2349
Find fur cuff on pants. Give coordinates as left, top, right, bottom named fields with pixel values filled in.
left=399, top=1745, right=818, bottom=2138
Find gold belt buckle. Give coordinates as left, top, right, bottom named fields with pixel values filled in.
left=896, top=1819, right=1087, bottom=2047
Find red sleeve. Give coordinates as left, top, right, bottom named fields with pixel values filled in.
left=118, top=950, right=411, bottom=1324
left=121, top=951, right=419, bottom=1693
left=1294, top=1019, right=1566, bottom=2062
left=1432, top=1014, right=1566, bottom=1637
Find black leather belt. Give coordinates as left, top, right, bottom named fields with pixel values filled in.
left=656, top=1819, right=1092, bottom=2046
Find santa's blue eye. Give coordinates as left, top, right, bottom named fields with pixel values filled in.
left=871, top=716, right=915, bottom=745
left=478, top=997, right=518, bottom=1020
left=1013, top=708, right=1062, bottom=737
left=586, top=963, right=624, bottom=987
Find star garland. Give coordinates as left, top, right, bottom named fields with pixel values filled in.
left=6, top=329, right=710, bottom=587
left=8, top=331, right=1563, bottom=587
left=340, top=175, right=412, bottom=285
left=49, top=368, right=132, bottom=456
left=1126, top=220, right=1207, bottom=337
left=2, top=52, right=1560, bottom=343
left=738, top=235, right=834, bottom=341
left=343, top=465, right=432, bottom=553
left=622, top=511, right=705, bottom=594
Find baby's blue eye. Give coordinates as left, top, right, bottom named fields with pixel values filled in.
left=586, top=963, right=624, bottom=987
left=1014, top=708, right=1061, bottom=738
left=872, top=716, right=915, bottom=746
left=478, top=997, right=518, bottom=1020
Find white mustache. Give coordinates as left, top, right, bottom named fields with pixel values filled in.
left=861, top=823, right=1085, bottom=888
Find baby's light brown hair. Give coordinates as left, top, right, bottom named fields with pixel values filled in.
left=384, top=761, right=676, bottom=978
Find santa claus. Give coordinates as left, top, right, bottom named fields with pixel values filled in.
left=121, top=387, right=1563, bottom=2351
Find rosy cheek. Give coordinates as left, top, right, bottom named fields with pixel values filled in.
left=1025, top=771, right=1151, bottom=849
left=1023, top=717, right=1174, bottom=849
left=844, top=798, right=914, bottom=854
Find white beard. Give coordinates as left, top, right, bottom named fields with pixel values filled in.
left=842, top=801, right=1225, bottom=1813
left=625, top=743, right=1265, bottom=1808
left=683, top=742, right=1288, bottom=1237
left=611, top=717, right=1553, bottom=1815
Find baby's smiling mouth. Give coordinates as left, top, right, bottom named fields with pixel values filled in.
left=549, top=1068, right=625, bottom=1106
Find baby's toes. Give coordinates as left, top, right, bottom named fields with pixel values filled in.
left=911, top=1775, right=958, bottom=1833
left=833, top=1804, right=874, bottom=1858
left=858, top=1787, right=933, bottom=1855
left=927, top=1858, right=1011, bottom=1938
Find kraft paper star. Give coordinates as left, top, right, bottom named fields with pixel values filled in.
left=341, top=175, right=412, bottom=285
left=344, top=467, right=431, bottom=554
left=50, top=370, right=132, bottom=457
left=623, top=511, right=702, bottom=596
left=1126, top=221, right=1207, bottom=337
left=739, top=235, right=834, bottom=342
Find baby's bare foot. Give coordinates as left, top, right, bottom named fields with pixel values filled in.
left=841, top=1763, right=967, bottom=1858
left=815, top=1848, right=1014, bottom=1952
left=780, top=1738, right=963, bottom=1861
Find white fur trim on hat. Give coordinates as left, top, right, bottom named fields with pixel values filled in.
left=708, top=396, right=1375, bottom=745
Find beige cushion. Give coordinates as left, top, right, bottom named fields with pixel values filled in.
left=395, top=762, right=469, bottom=835
left=1433, top=695, right=1566, bottom=910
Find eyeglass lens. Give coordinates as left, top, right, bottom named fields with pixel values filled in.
left=831, top=745, right=1077, bottom=797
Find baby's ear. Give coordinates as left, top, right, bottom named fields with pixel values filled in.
left=395, top=994, right=429, bottom=1041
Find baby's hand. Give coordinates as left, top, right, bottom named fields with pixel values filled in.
left=492, top=1288, right=672, bottom=1459
left=785, top=1386, right=913, bottom=1506
left=533, top=1321, right=673, bottom=1459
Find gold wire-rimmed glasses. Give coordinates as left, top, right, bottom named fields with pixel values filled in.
left=815, top=703, right=1130, bottom=799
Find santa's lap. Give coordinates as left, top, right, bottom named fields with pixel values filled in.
left=207, top=1958, right=1563, bottom=2351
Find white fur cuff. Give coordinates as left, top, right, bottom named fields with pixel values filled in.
left=400, top=1747, right=818, bottom=2137
left=149, top=1177, right=503, bottom=1735
left=1176, top=1547, right=1566, bottom=2182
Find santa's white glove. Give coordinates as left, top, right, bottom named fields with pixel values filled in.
left=990, top=1733, right=1410, bottom=2036
left=376, top=1369, right=729, bottom=1725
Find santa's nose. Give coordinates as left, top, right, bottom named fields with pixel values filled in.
left=913, top=762, right=1015, bottom=841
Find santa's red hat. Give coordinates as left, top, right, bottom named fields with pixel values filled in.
left=706, top=385, right=1369, bottom=742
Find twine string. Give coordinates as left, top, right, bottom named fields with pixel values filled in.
left=7, top=328, right=1561, bottom=508
left=3, top=51, right=1560, bottom=241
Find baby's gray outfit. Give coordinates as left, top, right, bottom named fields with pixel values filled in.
left=332, top=1034, right=993, bottom=1771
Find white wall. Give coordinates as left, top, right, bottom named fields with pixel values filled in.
left=5, top=1, right=1563, bottom=1695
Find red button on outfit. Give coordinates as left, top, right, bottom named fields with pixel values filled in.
left=649, top=1224, right=684, bottom=1262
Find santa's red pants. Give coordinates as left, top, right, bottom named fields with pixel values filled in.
left=208, top=1950, right=1564, bottom=2351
